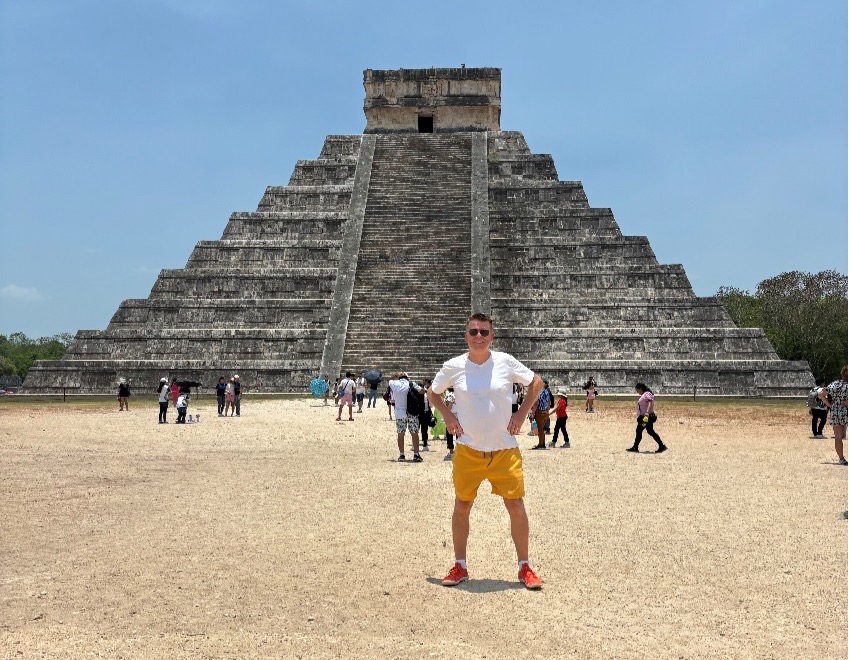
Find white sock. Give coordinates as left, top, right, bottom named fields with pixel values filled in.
left=456, top=559, right=467, bottom=569
left=518, top=560, right=529, bottom=570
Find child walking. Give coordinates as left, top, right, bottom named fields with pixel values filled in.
left=549, top=390, right=570, bottom=447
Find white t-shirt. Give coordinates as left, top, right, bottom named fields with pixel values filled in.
left=431, top=351, right=534, bottom=451
left=389, top=378, right=420, bottom=418
left=177, top=394, right=189, bottom=409
left=355, top=377, right=366, bottom=395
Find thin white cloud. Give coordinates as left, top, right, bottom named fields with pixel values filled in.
left=1, top=285, right=44, bottom=302
left=136, top=266, right=161, bottom=275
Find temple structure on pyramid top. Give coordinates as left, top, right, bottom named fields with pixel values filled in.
left=23, top=66, right=813, bottom=395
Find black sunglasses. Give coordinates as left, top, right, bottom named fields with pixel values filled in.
left=467, top=328, right=491, bottom=337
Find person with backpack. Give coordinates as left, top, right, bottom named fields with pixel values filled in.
left=335, top=371, right=356, bottom=421
left=388, top=372, right=424, bottom=462
left=808, top=378, right=829, bottom=439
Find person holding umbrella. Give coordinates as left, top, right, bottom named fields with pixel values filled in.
left=364, top=369, right=382, bottom=409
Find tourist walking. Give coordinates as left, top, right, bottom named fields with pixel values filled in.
left=549, top=389, right=570, bottom=447
left=233, top=375, right=242, bottom=416
left=367, top=378, right=380, bottom=408
left=157, top=377, right=169, bottom=423
left=807, top=379, right=829, bottom=438
left=428, top=312, right=545, bottom=589
left=418, top=378, right=434, bottom=451
left=117, top=378, right=130, bottom=411
left=821, top=366, right=848, bottom=465
left=582, top=377, right=597, bottom=413
left=216, top=376, right=227, bottom=416
left=384, top=384, right=394, bottom=420
left=355, top=372, right=367, bottom=413
left=336, top=372, right=356, bottom=421
left=531, top=381, right=550, bottom=449
left=389, top=372, right=423, bottom=462
left=626, top=383, right=667, bottom=453
left=323, top=375, right=333, bottom=406
left=224, top=377, right=236, bottom=416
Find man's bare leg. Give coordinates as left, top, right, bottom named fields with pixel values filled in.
left=504, top=497, right=530, bottom=562
left=452, top=498, right=475, bottom=560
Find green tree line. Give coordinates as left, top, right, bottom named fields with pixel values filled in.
left=716, top=270, right=848, bottom=382
left=0, top=332, right=74, bottom=380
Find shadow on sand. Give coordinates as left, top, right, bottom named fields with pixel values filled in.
left=424, top=576, right=527, bottom=593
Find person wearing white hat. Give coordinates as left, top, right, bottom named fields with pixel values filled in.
left=117, top=378, right=130, bottom=412
left=233, top=375, right=242, bottom=417
left=157, top=377, right=170, bottom=424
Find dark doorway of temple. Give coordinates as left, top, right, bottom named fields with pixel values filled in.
left=418, top=115, right=434, bottom=133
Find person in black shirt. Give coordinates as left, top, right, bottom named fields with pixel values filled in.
left=215, top=376, right=227, bottom=416
left=117, top=379, right=130, bottom=411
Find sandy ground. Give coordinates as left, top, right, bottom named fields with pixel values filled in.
left=0, top=395, right=847, bottom=659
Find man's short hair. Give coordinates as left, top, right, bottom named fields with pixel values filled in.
left=467, top=312, right=493, bottom=328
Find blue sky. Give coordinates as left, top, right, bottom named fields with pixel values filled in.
left=0, top=0, right=847, bottom=338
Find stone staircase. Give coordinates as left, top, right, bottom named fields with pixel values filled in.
left=340, top=134, right=473, bottom=381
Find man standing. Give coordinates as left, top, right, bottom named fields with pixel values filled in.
left=809, top=378, right=829, bottom=438
left=233, top=375, right=242, bottom=417
left=355, top=372, right=367, bottom=413
left=531, top=380, right=551, bottom=449
left=336, top=371, right=356, bottom=422
left=366, top=378, right=380, bottom=408
left=428, top=313, right=545, bottom=589
left=389, top=372, right=424, bottom=462
left=418, top=378, right=434, bottom=451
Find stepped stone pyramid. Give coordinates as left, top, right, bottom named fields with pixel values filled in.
left=24, top=67, right=813, bottom=395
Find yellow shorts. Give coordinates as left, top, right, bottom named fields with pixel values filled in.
left=452, top=444, right=525, bottom=501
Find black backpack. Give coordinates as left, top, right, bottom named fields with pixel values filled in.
left=406, top=382, right=424, bottom=416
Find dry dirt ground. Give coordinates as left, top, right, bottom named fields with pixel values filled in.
left=1, top=395, right=847, bottom=659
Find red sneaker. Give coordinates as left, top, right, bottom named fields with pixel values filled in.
left=518, top=563, right=543, bottom=590
left=441, top=562, right=469, bottom=586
